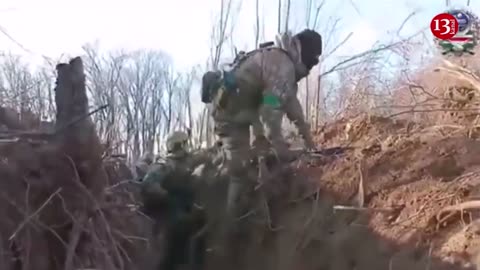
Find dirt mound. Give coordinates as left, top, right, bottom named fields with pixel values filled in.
left=201, top=157, right=474, bottom=270
left=291, top=113, right=480, bottom=268
left=0, top=140, right=147, bottom=270
left=195, top=115, right=476, bottom=270
left=0, top=57, right=147, bottom=270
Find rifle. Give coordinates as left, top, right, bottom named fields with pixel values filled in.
left=289, top=146, right=354, bottom=157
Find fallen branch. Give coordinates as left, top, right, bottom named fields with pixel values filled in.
left=355, top=160, right=365, bottom=207
left=319, top=35, right=418, bottom=78
left=333, top=205, right=399, bottom=213
left=436, top=200, right=480, bottom=226
left=387, top=108, right=480, bottom=118
left=0, top=104, right=108, bottom=141
left=9, top=188, right=62, bottom=241
left=434, top=59, right=480, bottom=92
left=64, top=215, right=85, bottom=270
left=63, top=154, right=124, bottom=268
left=54, top=104, right=108, bottom=134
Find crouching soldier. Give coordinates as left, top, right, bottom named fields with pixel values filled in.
left=140, top=131, right=212, bottom=270
left=259, top=29, right=322, bottom=161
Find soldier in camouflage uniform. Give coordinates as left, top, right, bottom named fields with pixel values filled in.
left=140, top=131, right=212, bottom=270
left=259, top=30, right=322, bottom=161
left=200, top=29, right=323, bottom=268
left=134, top=152, right=154, bottom=181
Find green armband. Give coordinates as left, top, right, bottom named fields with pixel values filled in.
left=262, top=94, right=281, bottom=108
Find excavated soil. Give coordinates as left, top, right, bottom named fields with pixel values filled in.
left=5, top=112, right=479, bottom=270
left=3, top=112, right=480, bottom=270
left=298, top=114, right=480, bottom=269
left=199, top=114, right=480, bottom=270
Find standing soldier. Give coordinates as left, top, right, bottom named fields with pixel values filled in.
left=140, top=131, right=212, bottom=270
left=200, top=28, right=323, bottom=269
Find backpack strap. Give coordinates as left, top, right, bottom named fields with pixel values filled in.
left=229, top=46, right=293, bottom=72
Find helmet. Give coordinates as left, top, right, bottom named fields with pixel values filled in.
left=166, top=131, right=189, bottom=153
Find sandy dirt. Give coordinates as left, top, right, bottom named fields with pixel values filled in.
left=199, top=114, right=480, bottom=270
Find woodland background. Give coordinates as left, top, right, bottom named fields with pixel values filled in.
left=0, top=0, right=474, bottom=161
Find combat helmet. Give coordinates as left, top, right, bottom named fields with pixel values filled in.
left=166, top=130, right=189, bottom=153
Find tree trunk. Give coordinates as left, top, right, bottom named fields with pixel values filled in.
left=54, top=56, right=107, bottom=199
left=305, top=77, right=310, bottom=121
left=314, top=74, right=322, bottom=131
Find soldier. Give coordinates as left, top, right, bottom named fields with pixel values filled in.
left=201, top=28, right=323, bottom=268
left=134, top=152, right=154, bottom=181
left=140, top=131, right=212, bottom=270
left=259, top=30, right=322, bottom=161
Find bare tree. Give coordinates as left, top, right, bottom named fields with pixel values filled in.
left=0, top=53, right=56, bottom=129
left=81, top=45, right=193, bottom=159
left=254, top=0, right=260, bottom=48
left=197, top=0, right=240, bottom=148
left=0, top=4, right=432, bottom=159
left=82, top=44, right=126, bottom=148
left=277, top=0, right=282, bottom=33
left=284, top=0, right=291, bottom=32
left=210, top=0, right=238, bottom=68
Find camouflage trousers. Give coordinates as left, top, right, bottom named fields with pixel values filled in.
left=214, top=120, right=253, bottom=218
left=259, top=106, right=292, bottom=161
left=213, top=119, right=254, bottom=269
left=155, top=212, right=206, bottom=270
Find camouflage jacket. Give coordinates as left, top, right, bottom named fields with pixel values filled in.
left=140, top=149, right=216, bottom=217
left=133, top=152, right=154, bottom=181
left=210, top=33, right=312, bottom=142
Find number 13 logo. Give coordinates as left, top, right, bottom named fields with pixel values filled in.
left=431, top=13, right=459, bottom=40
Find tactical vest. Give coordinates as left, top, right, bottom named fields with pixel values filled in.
left=144, top=156, right=196, bottom=216
left=203, top=42, right=292, bottom=111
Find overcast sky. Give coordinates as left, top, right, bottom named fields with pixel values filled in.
left=0, top=0, right=476, bottom=71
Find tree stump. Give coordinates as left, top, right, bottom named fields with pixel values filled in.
left=54, top=56, right=107, bottom=199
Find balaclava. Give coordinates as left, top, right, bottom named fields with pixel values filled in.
left=294, top=29, right=323, bottom=71
left=275, top=31, right=309, bottom=80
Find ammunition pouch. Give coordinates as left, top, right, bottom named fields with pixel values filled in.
left=201, top=69, right=238, bottom=109
left=201, top=71, right=221, bottom=104
left=207, top=71, right=238, bottom=111
left=212, top=85, right=229, bottom=110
